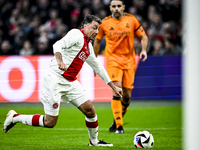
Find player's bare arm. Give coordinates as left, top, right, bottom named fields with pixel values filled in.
left=55, top=52, right=67, bottom=71
left=108, top=82, right=123, bottom=97
left=93, top=38, right=102, bottom=57
left=139, top=33, right=148, bottom=62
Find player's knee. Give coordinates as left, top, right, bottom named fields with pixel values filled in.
left=123, top=94, right=131, bottom=103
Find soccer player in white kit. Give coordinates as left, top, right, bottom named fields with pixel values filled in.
left=3, top=14, right=123, bottom=146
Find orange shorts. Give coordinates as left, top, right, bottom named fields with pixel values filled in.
left=107, top=66, right=135, bottom=89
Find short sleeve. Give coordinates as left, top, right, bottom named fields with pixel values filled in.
left=134, top=17, right=145, bottom=37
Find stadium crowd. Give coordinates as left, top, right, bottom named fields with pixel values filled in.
left=0, top=0, right=182, bottom=56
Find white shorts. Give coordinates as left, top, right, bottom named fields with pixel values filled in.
left=40, top=69, right=89, bottom=116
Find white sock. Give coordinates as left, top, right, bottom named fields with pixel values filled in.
left=85, top=115, right=98, bottom=144
left=13, top=114, right=44, bottom=126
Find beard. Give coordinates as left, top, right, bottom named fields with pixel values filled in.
left=114, top=12, right=122, bottom=19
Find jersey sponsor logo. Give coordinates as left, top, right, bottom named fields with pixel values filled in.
left=53, top=103, right=59, bottom=109
left=109, top=31, right=131, bottom=40
left=78, top=51, right=87, bottom=61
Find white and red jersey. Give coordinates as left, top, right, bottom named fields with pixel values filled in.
left=49, top=29, right=111, bottom=84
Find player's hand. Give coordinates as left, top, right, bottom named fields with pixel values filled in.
left=108, top=82, right=123, bottom=97
left=58, top=61, right=67, bottom=71
left=114, top=86, right=123, bottom=98
left=140, top=50, right=147, bottom=62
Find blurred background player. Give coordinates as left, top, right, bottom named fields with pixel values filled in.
left=3, top=14, right=123, bottom=147
left=93, top=0, right=148, bottom=133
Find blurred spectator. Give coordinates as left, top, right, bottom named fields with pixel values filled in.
left=0, top=1, right=15, bottom=23
left=141, top=20, right=149, bottom=32
left=19, top=40, right=34, bottom=55
left=163, top=37, right=181, bottom=55
left=0, top=40, right=15, bottom=55
left=17, top=0, right=32, bottom=17
left=45, top=8, right=59, bottom=32
left=92, top=0, right=105, bottom=15
left=21, top=16, right=32, bottom=36
left=35, top=0, right=50, bottom=24
left=128, top=6, right=142, bottom=22
left=55, top=24, right=68, bottom=40
left=27, top=15, right=42, bottom=44
left=58, top=0, right=74, bottom=27
left=70, top=9, right=80, bottom=29
left=151, top=39, right=165, bottom=55
left=51, top=18, right=68, bottom=45
left=11, top=24, right=24, bottom=54
left=34, top=36, right=50, bottom=55
left=146, top=28, right=156, bottom=54
left=79, top=7, right=93, bottom=26
left=0, top=0, right=182, bottom=56
left=156, top=0, right=174, bottom=22
left=147, top=5, right=157, bottom=23
left=9, top=8, right=23, bottom=36
left=95, top=9, right=107, bottom=20
left=132, top=0, right=148, bottom=20
left=149, top=13, right=165, bottom=40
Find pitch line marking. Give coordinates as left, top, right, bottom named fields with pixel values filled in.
left=12, top=127, right=180, bottom=131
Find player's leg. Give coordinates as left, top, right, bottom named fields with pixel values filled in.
left=67, top=80, right=112, bottom=146
left=3, top=70, right=61, bottom=133
left=3, top=110, right=58, bottom=133
left=3, top=91, right=60, bottom=133
left=121, top=87, right=132, bottom=117
left=78, top=100, right=98, bottom=145
left=109, top=66, right=135, bottom=133
left=3, top=110, right=44, bottom=133
left=110, top=81, right=124, bottom=133
left=107, top=66, right=123, bottom=133
left=109, top=88, right=132, bottom=134
left=78, top=100, right=113, bottom=146
left=121, top=66, right=135, bottom=117
left=115, top=66, right=135, bottom=132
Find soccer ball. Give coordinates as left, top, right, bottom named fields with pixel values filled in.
left=133, top=130, right=154, bottom=148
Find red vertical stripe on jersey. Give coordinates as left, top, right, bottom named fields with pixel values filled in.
left=32, top=114, right=41, bottom=126
left=62, top=30, right=90, bottom=81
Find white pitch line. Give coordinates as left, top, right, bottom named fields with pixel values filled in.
left=12, top=127, right=180, bottom=131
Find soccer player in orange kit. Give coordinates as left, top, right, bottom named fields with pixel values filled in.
left=93, top=0, right=148, bottom=133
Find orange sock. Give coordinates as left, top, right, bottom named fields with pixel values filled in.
left=111, top=97, right=123, bottom=128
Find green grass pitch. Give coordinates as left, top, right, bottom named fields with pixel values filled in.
left=0, top=101, right=182, bottom=150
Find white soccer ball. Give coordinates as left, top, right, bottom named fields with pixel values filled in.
left=133, top=130, right=154, bottom=148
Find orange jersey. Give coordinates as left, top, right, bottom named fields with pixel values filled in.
left=96, top=13, right=145, bottom=69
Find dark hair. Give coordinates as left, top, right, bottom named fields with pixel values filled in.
left=82, top=14, right=102, bottom=28
left=166, top=37, right=176, bottom=45
left=111, top=0, right=124, bottom=4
